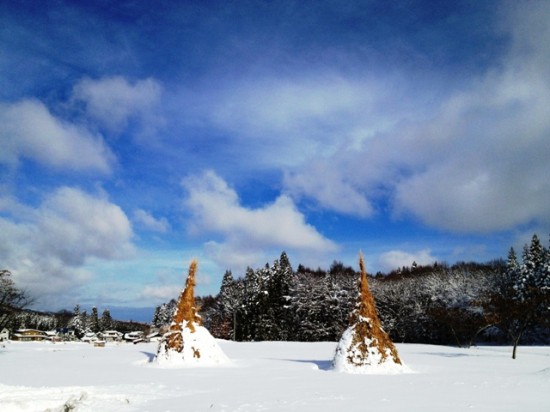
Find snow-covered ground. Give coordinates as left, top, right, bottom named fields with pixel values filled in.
left=1, top=340, right=549, bottom=411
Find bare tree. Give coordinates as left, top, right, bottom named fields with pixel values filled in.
left=0, top=269, right=34, bottom=331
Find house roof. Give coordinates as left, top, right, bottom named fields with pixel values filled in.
left=15, top=329, right=47, bottom=334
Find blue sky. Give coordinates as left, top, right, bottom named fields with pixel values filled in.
left=1, top=1, right=550, bottom=319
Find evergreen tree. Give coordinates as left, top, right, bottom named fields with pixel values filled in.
left=543, top=234, right=550, bottom=291
left=531, top=234, right=548, bottom=288
left=517, top=234, right=546, bottom=301
left=89, top=307, right=100, bottom=333
left=100, top=309, right=114, bottom=331
left=152, top=299, right=178, bottom=328
left=55, top=309, right=73, bottom=329
left=165, top=299, right=177, bottom=322
left=265, top=252, right=294, bottom=340
left=219, top=270, right=238, bottom=313
left=218, top=270, right=241, bottom=340
left=239, top=267, right=262, bottom=340
left=504, top=235, right=550, bottom=358
left=253, top=264, right=273, bottom=341
left=68, top=304, right=86, bottom=338
left=505, top=247, right=520, bottom=293
left=292, top=272, right=332, bottom=341
left=518, top=244, right=530, bottom=299
left=485, top=248, right=522, bottom=343
left=152, top=305, right=161, bottom=327
left=80, top=310, right=88, bottom=333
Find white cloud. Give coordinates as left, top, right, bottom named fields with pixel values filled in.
left=390, top=36, right=550, bottom=233
left=205, top=74, right=370, bottom=135
left=0, top=187, right=135, bottom=304
left=37, top=187, right=135, bottom=264
left=179, top=72, right=407, bottom=168
left=203, top=240, right=269, bottom=274
left=72, top=76, right=163, bottom=136
left=133, top=209, right=170, bottom=233
left=181, top=170, right=338, bottom=270
left=281, top=3, right=550, bottom=234
left=393, top=149, right=549, bottom=233
left=0, top=99, right=113, bottom=173
left=378, top=249, right=437, bottom=273
left=141, top=285, right=181, bottom=301
left=283, top=159, right=374, bottom=217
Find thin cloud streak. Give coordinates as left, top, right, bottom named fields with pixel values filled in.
left=134, top=209, right=170, bottom=233
left=0, top=100, right=114, bottom=173
left=71, top=76, right=164, bottom=137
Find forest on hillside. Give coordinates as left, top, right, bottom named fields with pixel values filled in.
left=2, top=235, right=549, bottom=350
left=153, top=235, right=549, bottom=349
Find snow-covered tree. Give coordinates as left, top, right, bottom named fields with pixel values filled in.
left=152, top=305, right=161, bottom=327
left=152, top=299, right=177, bottom=328
left=494, top=235, right=550, bottom=358
left=543, top=235, right=550, bottom=291
left=516, top=234, right=548, bottom=299
left=292, top=272, right=332, bottom=341
left=291, top=266, right=353, bottom=342
left=252, top=264, right=274, bottom=341
left=198, top=251, right=542, bottom=346
left=374, top=274, right=436, bottom=343
left=68, top=305, right=86, bottom=338
left=232, top=253, right=297, bottom=341
left=425, top=266, right=498, bottom=347
left=264, top=252, right=294, bottom=340
left=219, top=270, right=236, bottom=312
left=504, top=247, right=520, bottom=294
left=217, top=270, right=243, bottom=340
left=15, top=310, right=57, bottom=331
left=238, top=266, right=263, bottom=340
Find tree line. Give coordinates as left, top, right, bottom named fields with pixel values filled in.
left=153, top=235, right=549, bottom=354
left=3, top=234, right=549, bottom=353
left=0, top=271, right=146, bottom=336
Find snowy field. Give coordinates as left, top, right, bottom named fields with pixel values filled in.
left=1, top=340, right=549, bottom=411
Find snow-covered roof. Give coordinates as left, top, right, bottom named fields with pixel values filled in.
left=81, top=333, right=98, bottom=342
left=124, top=331, right=144, bottom=340
left=15, top=329, right=47, bottom=335
left=100, top=330, right=122, bottom=336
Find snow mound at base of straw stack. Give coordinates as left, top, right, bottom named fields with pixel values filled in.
left=155, top=321, right=230, bottom=368
left=333, top=317, right=410, bottom=374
